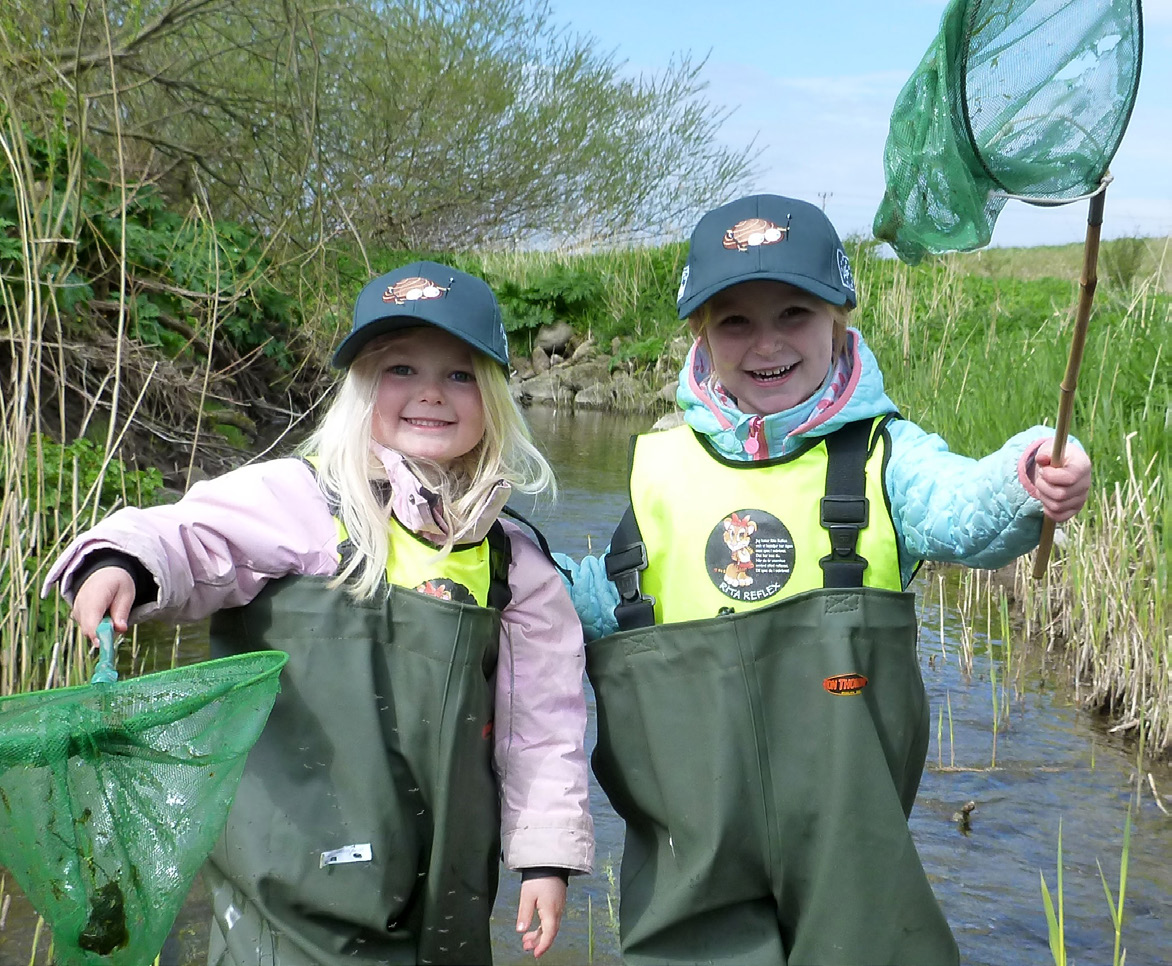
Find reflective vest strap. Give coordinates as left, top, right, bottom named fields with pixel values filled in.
left=819, top=419, right=873, bottom=588
left=605, top=505, right=655, bottom=631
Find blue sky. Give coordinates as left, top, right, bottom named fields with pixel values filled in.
left=548, top=0, right=1171, bottom=249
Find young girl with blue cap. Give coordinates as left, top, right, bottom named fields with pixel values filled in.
left=561, top=195, right=1091, bottom=966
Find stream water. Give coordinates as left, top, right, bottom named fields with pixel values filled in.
left=2, top=405, right=1170, bottom=966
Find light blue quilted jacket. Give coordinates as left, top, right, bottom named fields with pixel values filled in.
left=559, top=329, right=1069, bottom=641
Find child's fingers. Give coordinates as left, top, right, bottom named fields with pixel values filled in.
left=1033, top=447, right=1091, bottom=522
left=523, top=919, right=557, bottom=959
left=517, top=878, right=566, bottom=959
left=108, top=583, right=134, bottom=633
left=1036, top=477, right=1090, bottom=522
left=515, top=891, right=537, bottom=941
left=1035, top=446, right=1091, bottom=479
left=71, top=569, right=135, bottom=643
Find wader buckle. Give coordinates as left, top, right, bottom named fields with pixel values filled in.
left=820, top=495, right=869, bottom=558
left=819, top=495, right=869, bottom=586
left=820, top=495, right=869, bottom=528
left=605, top=542, right=656, bottom=630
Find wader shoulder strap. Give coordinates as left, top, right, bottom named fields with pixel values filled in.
left=486, top=520, right=513, bottom=611
left=605, top=504, right=655, bottom=631
left=297, top=455, right=357, bottom=571
left=500, top=505, right=571, bottom=585
left=819, top=419, right=873, bottom=588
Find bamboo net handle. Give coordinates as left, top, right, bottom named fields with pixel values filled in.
left=1032, top=188, right=1106, bottom=579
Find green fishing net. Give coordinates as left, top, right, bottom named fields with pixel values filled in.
left=0, top=621, right=286, bottom=965
left=874, top=0, right=1143, bottom=264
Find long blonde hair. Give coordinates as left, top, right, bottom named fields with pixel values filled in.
left=300, top=336, right=554, bottom=600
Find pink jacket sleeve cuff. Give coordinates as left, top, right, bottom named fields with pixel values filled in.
left=1017, top=438, right=1049, bottom=500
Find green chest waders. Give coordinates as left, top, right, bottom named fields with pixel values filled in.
left=593, top=422, right=958, bottom=965
left=586, top=589, right=958, bottom=966
left=203, top=577, right=502, bottom=966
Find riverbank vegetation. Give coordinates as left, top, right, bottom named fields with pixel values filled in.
left=2, top=3, right=1169, bottom=767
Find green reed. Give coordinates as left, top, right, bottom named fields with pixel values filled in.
left=1040, top=819, right=1068, bottom=966
left=1, top=112, right=220, bottom=697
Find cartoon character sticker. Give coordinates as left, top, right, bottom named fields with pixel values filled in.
left=383, top=276, right=449, bottom=305
left=414, top=578, right=475, bottom=604
left=705, top=508, right=795, bottom=603
left=723, top=216, right=790, bottom=252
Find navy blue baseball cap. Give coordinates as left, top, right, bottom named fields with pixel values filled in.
left=676, top=194, right=857, bottom=319
left=332, top=261, right=509, bottom=369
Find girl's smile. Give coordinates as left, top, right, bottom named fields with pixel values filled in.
left=696, top=280, right=837, bottom=415
left=370, top=326, right=486, bottom=465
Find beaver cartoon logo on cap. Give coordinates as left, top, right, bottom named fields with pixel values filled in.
left=722, top=216, right=791, bottom=252
left=383, top=277, right=449, bottom=305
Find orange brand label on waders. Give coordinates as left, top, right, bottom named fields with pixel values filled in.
left=823, top=673, right=868, bottom=695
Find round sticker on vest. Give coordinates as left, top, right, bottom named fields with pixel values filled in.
left=415, top=578, right=475, bottom=604
left=705, top=509, right=795, bottom=603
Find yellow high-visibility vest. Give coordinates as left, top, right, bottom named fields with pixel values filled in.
left=628, top=421, right=901, bottom=624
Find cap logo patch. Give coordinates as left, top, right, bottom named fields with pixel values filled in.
left=723, top=216, right=790, bottom=252
left=837, top=249, right=855, bottom=292
left=677, top=265, right=690, bottom=303
left=383, top=276, right=448, bottom=304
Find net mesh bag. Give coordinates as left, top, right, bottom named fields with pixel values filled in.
left=0, top=633, right=286, bottom=965
left=874, top=0, right=1142, bottom=264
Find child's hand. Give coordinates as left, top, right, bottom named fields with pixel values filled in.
left=1034, top=445, right=1092, bottom=523
left=516, top=875, right=567, bottom=958
left=72, top=568, right=135, bottom=645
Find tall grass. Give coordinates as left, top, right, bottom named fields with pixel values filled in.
left=854, top=248, right=1170, bottom=757
left=1, top=111, right=98, bottom=693
left=0, top=112, right=226, bottom=695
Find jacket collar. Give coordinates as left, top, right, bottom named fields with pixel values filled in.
left=676, top=328, right=891, bottom=461
left=370, top=442, right=510, bottom=544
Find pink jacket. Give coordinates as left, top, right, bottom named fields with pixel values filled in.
left=43, top=445, right=594, bottom=875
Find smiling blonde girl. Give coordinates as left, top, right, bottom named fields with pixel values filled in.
left=45, top=261, right=593, bottom=965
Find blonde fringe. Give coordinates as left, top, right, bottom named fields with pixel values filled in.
left=300, top=342, right=554, bottom=600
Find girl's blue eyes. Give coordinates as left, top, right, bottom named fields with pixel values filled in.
left=717, top=306, right=809, bottom=327
left=384, top=365, right=475, bottom=383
